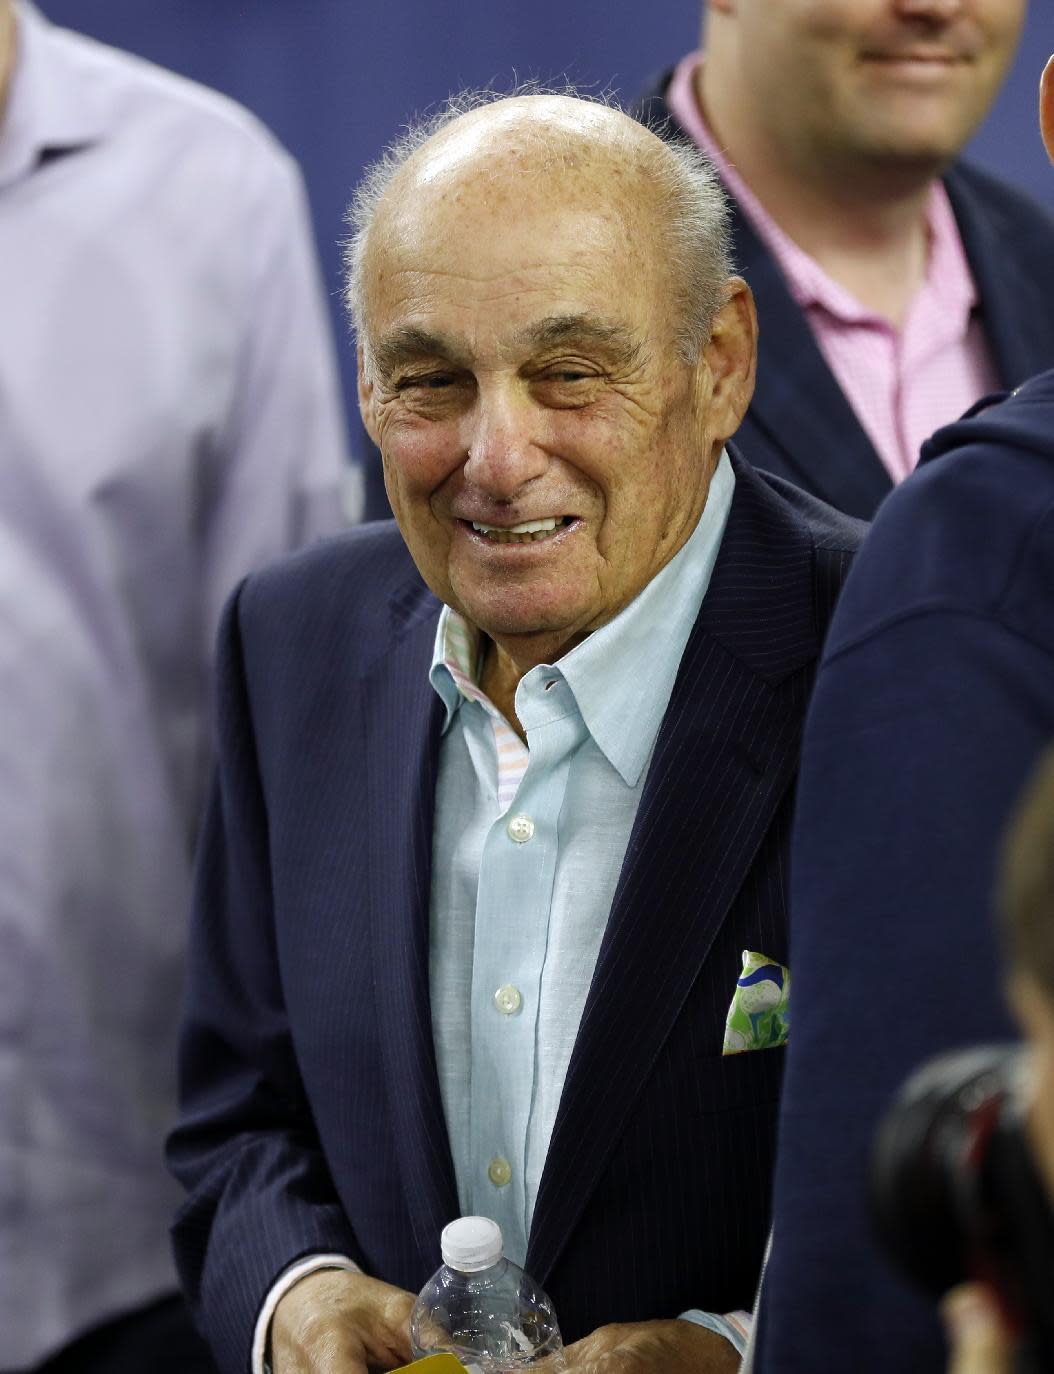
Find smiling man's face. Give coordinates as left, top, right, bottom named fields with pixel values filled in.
left=358, top=105, right=753, bottom=665
left=727, top=0, right=1025, bottom=178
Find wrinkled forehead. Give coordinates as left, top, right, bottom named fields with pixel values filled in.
left=353, top=97, right=689, bottom=370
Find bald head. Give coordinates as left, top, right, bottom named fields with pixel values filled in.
left=345, top=90, right=732, bottom=372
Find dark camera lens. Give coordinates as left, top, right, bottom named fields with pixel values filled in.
left=868, top=1044, right=1054, bottom=1372
left=869, top=1045, right=1021, bottom=1296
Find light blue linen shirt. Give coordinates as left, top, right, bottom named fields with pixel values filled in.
left=428, top=450, right=735, bottom=1265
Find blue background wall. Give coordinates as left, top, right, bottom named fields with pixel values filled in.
left=37, top=2, right=1054, bottom=516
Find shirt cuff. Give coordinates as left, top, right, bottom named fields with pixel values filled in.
left=253, top=1252, right=362, bottom=1374
left=679, top=1308, right=753, bottom=1358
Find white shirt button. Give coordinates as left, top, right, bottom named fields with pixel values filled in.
left=493, top=984, right=523, bottom=1016
left=488, top=1155, right=512, bottom=1188
left=506, top=814, right=535, bottom=844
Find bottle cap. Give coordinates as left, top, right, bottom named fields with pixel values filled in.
left=441, top=1215, right=503, bottom=1272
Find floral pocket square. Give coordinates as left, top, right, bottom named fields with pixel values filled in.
left=722, top=949, right=790, bottom=1055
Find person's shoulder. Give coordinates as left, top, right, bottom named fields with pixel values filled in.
left=239, top=522, right=436, bottom=649
left=827, top=372, right=1054, bottom=649
left=750, top=465, right=868, bottom=555
left=719, top=457, right=868, bottom=652
left=245, top=520, right=424, bottom=600
left=892, top=372, right=1054, bottom=544
left=46, top=16, right=290, bottom=169
left=913, top=371, right=1054, bottom=528
left=731, top=452, right=868, bottom=563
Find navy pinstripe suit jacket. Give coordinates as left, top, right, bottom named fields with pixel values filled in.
left=169, top=451, right=864, bottom=1373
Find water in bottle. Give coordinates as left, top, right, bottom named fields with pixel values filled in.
left=409, top=1216, right=567, bottom=1371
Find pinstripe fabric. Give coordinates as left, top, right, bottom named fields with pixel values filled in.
left=169, top=452, right=865, bottom=1371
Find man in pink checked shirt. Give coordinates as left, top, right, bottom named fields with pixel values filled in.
left=634, top=0, right=1054, bottom=519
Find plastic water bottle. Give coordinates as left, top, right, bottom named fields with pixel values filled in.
left=409, top=1216, right=567, bottom=1371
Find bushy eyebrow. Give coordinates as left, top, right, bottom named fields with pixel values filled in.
left=371, top=326, right=463, bottom=379
left=371, top=312, right=646, bottom=379
left=523, top=314, right=644, bottom=368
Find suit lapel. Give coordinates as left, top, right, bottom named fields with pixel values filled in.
left=364, top=579, right=459, bottom=1273
left=527, top=461, right=820, bottom=1285
left=731, top=202, right=892, bottom=516
left=946, top=165, right=1054, bottom=390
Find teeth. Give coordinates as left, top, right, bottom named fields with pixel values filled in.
left=473, top=517, right=559, bottom=535
left=471, top=517, right=564, bottom=543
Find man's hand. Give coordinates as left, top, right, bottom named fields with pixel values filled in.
left=271, top=1269, right=415, bottom=1373
left=942, top=1283, right=1014, bottom=1374
left=563, top=1318, right=740, bottom=1373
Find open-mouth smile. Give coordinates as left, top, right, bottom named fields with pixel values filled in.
left=466, top=516, right=578, bottom=545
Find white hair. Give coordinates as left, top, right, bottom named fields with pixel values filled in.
left=344, top=86, right=733, bottom=371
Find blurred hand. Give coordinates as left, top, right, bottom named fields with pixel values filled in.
left=271, top=1269, right=415, bottom=1373
left=942, top=1283, right=1014, bottom=1374
left=563, top=1318, right=740, bottom=1373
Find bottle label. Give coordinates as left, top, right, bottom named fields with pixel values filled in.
left=391, top=1357, right=468, bottom=1372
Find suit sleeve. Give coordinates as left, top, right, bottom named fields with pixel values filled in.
left=753, top=607, right=1054, bottom=1374
left=168, top=583, right=365, bottom=1374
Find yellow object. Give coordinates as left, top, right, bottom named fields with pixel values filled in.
left=390, top=1357, right=466, bottom=1373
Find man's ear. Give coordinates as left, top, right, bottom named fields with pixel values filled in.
left=357, top=342, right=381, bottom=448
left=1041, top=55, right=1054, bottom=167
left=699, top=276, right=758, bottom=446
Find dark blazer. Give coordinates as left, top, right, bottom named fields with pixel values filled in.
left=633, top=75, right=1054, bottom=519
left=752, top=372, right=1054, bottom=1371
left=168, top=453, right=863, bottom=1374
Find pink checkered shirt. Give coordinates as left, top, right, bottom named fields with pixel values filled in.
left=666, top=51, right=999, bottom=484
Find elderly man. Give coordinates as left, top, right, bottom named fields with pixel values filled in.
left=634, top=0, right=1054, bottom=518
left=168, top=92, right=863, bottom=1374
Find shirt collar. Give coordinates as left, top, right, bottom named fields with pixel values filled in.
left=429, top=450, right=736, bottom=786
left=665, top=49, right=978, bottom=327
left=429, top=609, right=489, bottom=732
left=0, top=2, right=108, bottom=188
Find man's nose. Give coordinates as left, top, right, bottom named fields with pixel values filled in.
left=461, top=389, right=549, bottom=499
left=892, top=0, right=964, bottom=21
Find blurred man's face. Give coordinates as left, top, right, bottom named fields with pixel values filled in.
left=358, top=109, right=754, bottom=661
left=729, top=0, right=1026, bottom=178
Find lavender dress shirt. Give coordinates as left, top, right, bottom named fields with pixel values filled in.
left=0, top=4, right=352, bottom=1363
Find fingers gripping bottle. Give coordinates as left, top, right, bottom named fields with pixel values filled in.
left=410, top=1216, right=567, bottom=1371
